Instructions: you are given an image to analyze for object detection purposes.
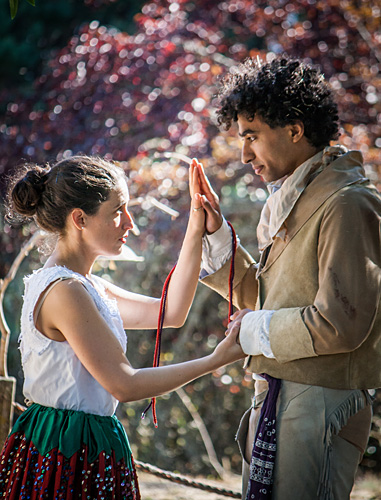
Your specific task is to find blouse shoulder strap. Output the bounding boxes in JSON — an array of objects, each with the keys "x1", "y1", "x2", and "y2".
[{"x1": 33, "y1": 276, "x2": 72, "y2": 321}]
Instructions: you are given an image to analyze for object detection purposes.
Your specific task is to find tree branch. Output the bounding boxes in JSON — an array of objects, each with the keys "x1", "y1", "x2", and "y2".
[{"x1": 176, "y1": 386, "x2": 226, "y2": 479}]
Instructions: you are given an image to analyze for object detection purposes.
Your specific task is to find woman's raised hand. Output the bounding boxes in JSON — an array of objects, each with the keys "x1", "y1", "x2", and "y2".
[{"x1": 188, "y1": 158, "x2": 206, "y2": 236}]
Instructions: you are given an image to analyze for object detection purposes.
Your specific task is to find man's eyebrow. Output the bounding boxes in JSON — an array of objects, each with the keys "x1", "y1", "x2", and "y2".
[{"x1": 238, "y1": 129, "x2": 258, "y2": 137}]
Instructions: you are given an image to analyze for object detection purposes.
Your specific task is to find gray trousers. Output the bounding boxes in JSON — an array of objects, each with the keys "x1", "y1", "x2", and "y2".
[{"x1": 237, "y1": 381, "x2": 371, "y2": 500}]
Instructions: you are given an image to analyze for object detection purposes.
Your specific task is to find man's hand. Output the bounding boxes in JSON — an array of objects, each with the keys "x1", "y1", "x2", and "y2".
[
  {"x1": 193, "y1": 161, "x2": 223, "y2": 234},
  {"x1": 225, "y1": 309, "x2": 252, "y2": 344}
]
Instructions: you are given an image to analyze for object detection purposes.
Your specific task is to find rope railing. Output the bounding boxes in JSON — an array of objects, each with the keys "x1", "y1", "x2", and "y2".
[{"x1": 135, "y1": 460, "x2": 241, "y2": 498}]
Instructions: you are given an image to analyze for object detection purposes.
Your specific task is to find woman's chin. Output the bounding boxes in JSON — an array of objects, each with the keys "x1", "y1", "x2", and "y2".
[{"x1": 96, "y1": 246, "x2": 123, "y2": 261}]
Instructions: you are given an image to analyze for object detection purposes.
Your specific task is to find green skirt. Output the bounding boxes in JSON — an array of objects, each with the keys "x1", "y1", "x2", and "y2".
[{"x1": 0, "y1": 403, "x2": 141, "y2": 499}]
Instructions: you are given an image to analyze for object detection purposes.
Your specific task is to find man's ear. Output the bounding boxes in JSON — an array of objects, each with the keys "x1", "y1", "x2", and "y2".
[
  {"x1": 289, "y1": 121, "x2": 305, "y2": 143},
  {"x1": 71, "y1": 208, "x2": 86, "y2": 230}
]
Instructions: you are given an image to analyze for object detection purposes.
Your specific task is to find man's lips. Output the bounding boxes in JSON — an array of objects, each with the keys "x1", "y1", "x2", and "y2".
[
  {"x1": 253, "y1": 165, "x2": 264, "y2": 175},
  {"x1": 119, "y1": 235, "x2": 128, "y2": 244}
]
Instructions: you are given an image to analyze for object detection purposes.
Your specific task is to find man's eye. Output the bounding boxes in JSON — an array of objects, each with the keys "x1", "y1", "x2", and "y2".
[{"x1": 242, "y1": 136, "x2": 256, "y2": 143}]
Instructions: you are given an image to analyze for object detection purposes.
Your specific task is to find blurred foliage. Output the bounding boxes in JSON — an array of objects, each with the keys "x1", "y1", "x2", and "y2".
[
  {"x1": 0, "y1": 0, "x2": 144, "y2": 87},
  {"x1": 9, "y1": 0, "x2": 35, "y2": 21},
  {"x1": 1, "y1": 0, "x2": 380, "y2": 478},
  {"x1": 8, "y1": 0, "x2": 18, "y2": 20}
]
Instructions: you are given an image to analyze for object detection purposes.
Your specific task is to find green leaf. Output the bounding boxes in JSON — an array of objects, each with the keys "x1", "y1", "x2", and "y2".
[
  {"x1": 9, "y1": 0, "x2": 19, "y2": 19},
  {"x1": 26, "y1": 0, "x2": 35, "y2": 5}
]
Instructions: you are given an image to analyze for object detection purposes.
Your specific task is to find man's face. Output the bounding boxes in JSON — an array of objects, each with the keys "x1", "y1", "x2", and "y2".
[{"x1": 237, "y1": 114, "x2": 302, "y2": 183}]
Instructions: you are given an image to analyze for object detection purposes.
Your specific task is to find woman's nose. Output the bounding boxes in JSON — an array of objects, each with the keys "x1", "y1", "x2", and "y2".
[{"x1": 124, "y1": 210, "x2": 134, "y2": 230}]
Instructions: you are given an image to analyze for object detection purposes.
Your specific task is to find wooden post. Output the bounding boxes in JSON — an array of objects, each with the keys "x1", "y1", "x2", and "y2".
[
  {"x1": 0, "y1": 377, "x2": 16, "y2": 447},
  {"x1": 0, "y1": 276, "x2": 16, "y2": 447},
  {"x1": 0, "y1": 277, "x2": 15, "y2": 447},
  {"x1": 0, "y1": 231, "x2": 42, "y2": 447}
]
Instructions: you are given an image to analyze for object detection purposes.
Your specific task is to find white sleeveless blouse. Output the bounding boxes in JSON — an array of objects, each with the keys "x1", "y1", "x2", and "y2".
[{"x1": 19, "y1": 266, "x2": 127, "y2": 416}]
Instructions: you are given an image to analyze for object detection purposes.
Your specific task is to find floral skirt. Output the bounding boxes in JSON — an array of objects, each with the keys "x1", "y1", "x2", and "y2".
[{"x1": 0, "y1": 404, "x2": 141, "y2": 499}]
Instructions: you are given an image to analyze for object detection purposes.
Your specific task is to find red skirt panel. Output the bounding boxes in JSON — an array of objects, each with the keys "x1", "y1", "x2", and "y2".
[{"x1": 0, "y1": 432, "x2": 141, "y2": 500}]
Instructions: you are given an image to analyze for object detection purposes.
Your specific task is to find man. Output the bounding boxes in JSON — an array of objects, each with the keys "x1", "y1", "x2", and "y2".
[{"x1": 195, "y1": 56, "x2": 381, "y2": 499}]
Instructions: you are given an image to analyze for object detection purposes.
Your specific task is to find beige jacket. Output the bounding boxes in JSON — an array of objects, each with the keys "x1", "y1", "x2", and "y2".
[{"x1": 202, "y1": 151, "x2": 381, "y2": 389}]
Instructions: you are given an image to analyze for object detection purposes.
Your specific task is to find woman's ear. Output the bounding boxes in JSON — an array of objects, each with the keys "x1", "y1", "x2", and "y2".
[
  {"x1": 289, "y1": 121, "x2": 305, "y2": 143},
  {"x1": 71, "y1": 209, "x2": 86, "y2": 230}
]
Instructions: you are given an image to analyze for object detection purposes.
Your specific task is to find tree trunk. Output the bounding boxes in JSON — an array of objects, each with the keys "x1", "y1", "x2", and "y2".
[{"x1": 0, "y1": 377, "x2": 16, "y2": 447}]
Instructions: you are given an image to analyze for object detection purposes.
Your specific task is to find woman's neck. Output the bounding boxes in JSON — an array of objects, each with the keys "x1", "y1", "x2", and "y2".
[{"x1": 44, "y1": 242, "x2": 94, "y2": 278}]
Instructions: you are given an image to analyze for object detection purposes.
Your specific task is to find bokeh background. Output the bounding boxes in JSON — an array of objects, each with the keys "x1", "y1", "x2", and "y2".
[{"x1": 1, "y1": 0, "x2": 380, "y2": 484}]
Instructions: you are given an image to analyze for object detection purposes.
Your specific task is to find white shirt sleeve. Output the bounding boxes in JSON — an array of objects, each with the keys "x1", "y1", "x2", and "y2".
[
  {"x1": 200, "y1": 218, "x2": 241, "y2": 277},
  {"x1": 239, "y1": 310, "x2": 276, "y2": 359}
]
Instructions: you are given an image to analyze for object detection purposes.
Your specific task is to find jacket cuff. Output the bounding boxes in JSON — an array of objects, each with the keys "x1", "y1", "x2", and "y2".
[
  {"x1": 269, "y1": 308, "x2": 317, "y2": 363},
  {"x1": 200, "y1": 246, "x2": 255, "y2": 300}
]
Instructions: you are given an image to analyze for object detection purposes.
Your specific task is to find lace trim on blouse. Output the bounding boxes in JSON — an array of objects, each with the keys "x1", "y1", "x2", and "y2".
[{"x1": 19, "y1": 266, "x2": 126, "y2": 363}]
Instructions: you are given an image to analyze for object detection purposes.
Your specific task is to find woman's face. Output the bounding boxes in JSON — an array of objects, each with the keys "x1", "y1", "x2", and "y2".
[{"x1": 84, "y1": 177, "x2": 134, "y2": 258}]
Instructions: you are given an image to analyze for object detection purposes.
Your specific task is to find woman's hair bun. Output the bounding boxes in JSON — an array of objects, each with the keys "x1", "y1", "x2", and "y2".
[
  {"x1": 11, "y1": 166, "x2": 50, "y2": 217},
  {"x1": 6, "y1": 155, "x2": 122, "y2": 232}
]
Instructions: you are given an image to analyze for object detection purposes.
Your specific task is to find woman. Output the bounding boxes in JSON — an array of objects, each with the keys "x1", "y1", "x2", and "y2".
[{"x1": 0, "y1": 155, "x2": 244, "y2": 499}]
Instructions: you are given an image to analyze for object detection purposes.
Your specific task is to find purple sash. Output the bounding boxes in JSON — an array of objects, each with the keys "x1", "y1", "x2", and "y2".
[{"x1": 246, "y1": 374, "x2": 281, "y2": 500}]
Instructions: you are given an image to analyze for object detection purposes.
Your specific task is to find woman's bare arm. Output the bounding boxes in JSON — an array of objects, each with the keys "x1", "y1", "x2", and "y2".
[
  {"x1": 100, "y1": 159, "x2": 206, "y2": 330},
  {"x1": 38, "y1": 278, "x2": 244, "y2": 402}
]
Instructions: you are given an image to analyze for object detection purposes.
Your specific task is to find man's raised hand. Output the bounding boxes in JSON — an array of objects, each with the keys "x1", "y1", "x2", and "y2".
[{"x1": 191, "y1": 160, "x2": 223, "y2": 234}]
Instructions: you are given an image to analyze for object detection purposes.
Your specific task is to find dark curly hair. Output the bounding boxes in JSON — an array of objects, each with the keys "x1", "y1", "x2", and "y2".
[
  {"x1": 6, "y1": 155, "x2": 124, "y2": 234},
  {"x1": 216, "y1": 56, "x2": 339, "y2": 149}
]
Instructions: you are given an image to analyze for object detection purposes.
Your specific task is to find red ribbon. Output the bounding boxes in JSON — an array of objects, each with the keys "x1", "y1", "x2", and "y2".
[{"x1": 142, "y1": 221, "x2": 237, "y2": 426}]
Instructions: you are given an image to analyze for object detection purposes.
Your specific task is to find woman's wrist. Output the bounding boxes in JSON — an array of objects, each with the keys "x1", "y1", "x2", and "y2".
[
  {"x1": 205, "y1": 352, "x2": 222, "y2": 373},
  {"x1": 186, "y1": 220, "x2": 205, "y2": 239}
]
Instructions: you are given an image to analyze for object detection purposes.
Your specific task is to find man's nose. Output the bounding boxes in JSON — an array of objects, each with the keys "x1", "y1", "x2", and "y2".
[{"x1": 241, "y1": 142, "x2": 254, "y2": 164}]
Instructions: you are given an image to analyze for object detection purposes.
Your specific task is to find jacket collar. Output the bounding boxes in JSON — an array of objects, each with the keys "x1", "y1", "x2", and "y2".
[{"x1": 257, "y1": 150, "x2": 367, "y2": 276}]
